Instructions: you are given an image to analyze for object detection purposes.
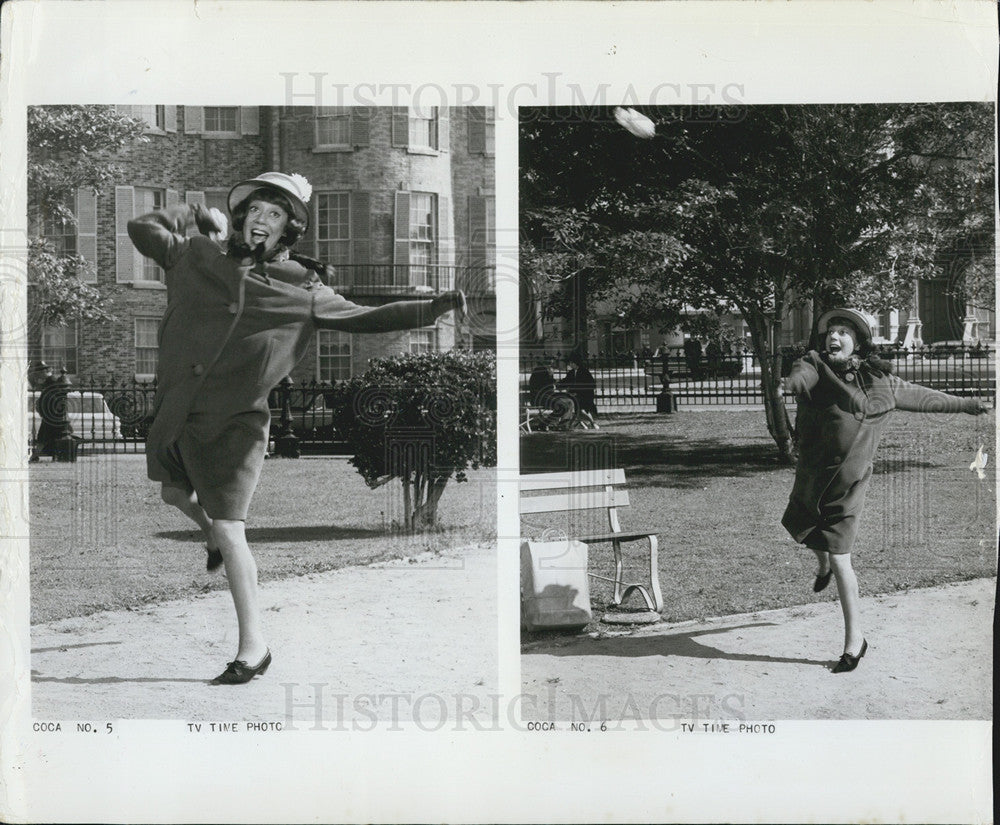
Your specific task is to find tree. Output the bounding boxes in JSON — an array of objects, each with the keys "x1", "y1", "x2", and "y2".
[
  {"x1": 27, "y1": 105, "x2": 148, "y2": 326},
  {"x1": 520, "y1": 103, "x2": 995, "y2": 463},
  {"x1": 329, "y1": 350, "x2": 497, "y2": 530}
]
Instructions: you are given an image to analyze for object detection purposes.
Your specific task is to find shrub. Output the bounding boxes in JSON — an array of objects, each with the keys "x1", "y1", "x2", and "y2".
[{"x1": 328, "y1": 350, "x2": 497, "y2": 530}]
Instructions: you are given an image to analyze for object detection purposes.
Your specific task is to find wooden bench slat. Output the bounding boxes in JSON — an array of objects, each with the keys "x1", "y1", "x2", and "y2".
[
  {"x1": 575, "y1": 531, "x2": 655, "y2": 544},
  {"x1": 519, "y1": 468, "x2": 626, "y2": 491},
  {"x1": 519, "y1": 488, "x2": 630, "y2": 514}
]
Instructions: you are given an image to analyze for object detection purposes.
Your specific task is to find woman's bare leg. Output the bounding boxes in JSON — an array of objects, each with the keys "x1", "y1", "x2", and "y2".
[
  {"x1": 812, "y1": 548, "x2": 830, "y2": 577},
  {"x1": 211, "y1": 518, "x2": 268, "y2": 664},
  {"x1": 830, "y1": 552, "x2": 864, "y2": 655},
  {"x1": 160, "y1": 483, "x2": 217, "y2": 550}
]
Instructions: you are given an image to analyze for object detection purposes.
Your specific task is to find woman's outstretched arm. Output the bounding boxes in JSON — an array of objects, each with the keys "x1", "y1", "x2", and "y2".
[
  {"x1": 890, "y1": 375, "x2": 989, "y2": 415},
  {"x1": 127, "y1": 204, "x2": 225, "y2": 270},
  {"x1": 312, "y1": 288, "x2": 465, "y2": 334}
]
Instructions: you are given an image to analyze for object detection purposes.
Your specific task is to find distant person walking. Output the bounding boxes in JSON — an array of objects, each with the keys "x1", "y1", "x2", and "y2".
[
  {"x1": 781, "y1": 308, "x2": 988, "y2": 673},
  {"x1": 129, "y1": 171, "x2": 464, "y2": 685}
]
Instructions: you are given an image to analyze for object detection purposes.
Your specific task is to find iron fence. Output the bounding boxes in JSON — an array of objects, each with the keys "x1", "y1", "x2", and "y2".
[
  {"x1": 26, "y1": 377, "x2": 350, "y2": 456},
  {"x1": 521, "y1": 343, "x2": 997, "y2": 410}
]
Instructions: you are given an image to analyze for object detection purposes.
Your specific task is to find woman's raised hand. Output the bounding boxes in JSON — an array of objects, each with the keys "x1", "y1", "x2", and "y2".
[
  {"x1": 193, "y1": 204, "x2": 228, "y2": 242},
  {"x1": 432, "y1": 290, "x2": 467, "y2": 319}
]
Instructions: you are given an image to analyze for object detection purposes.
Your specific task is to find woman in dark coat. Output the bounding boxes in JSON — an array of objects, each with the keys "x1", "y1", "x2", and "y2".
[
  {"x1": 559, "y1": 357, "x2": 599, "y2": 428},
  {"x1": 129, "y1": 172, "x2": 465, "y2": 684},
  {"x1": 782, "y1": 308, "x2": 988, "y2": 673}
]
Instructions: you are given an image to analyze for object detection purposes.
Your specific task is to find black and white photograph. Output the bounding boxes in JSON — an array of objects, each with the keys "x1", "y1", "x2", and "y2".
[
  {"x1": 25, "y1": 104, "x2": 498, "y2": 722},
  {"x1": 0, "y1": 1, "x2": 996, "y2": 823},
  {"x1": 518, "y1": 103, "x2": 995, "y2": 721}
]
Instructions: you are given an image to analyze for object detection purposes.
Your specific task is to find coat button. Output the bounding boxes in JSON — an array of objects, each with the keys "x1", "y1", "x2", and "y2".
[
  {"x1": 192, "y1": 364, "x2": 205, "y2": 376},
  {"x1": 228, "y1": 302, "x2": 238, "y2": 314}
]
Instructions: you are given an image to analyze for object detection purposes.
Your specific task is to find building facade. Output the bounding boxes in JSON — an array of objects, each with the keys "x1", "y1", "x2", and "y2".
[{"x1": 31, "y1": 105, "x2": 496, "y2": 382}]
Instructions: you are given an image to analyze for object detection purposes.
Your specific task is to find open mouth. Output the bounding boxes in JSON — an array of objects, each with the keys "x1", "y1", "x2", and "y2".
[{"x1": 250, "y1": 229, "x2": 269, "y2": 244}]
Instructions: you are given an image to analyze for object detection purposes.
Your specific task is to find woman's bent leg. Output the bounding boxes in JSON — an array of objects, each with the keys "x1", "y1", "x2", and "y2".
[
  {"x1": 812, "y1": 548, "x2": 830, "y2": 577},
  {"x1": 211, "y1": 518, "x2": 268, "y2": 664},
  {"x1": 161, "y1": 483, "x2": 216, "y2": 549},
  {"x1": 830, "y1": 553, "x2": 864, "y2": 655}
]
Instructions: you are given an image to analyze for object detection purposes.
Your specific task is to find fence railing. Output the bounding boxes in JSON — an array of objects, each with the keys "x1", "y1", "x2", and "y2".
[
  {"x1": 328, "y1": 264, "x2": 496, "y2": 296},
  {"x1": 521, "y1": 343, "x2": 997, "y2": 409},
  {"x1": 26, "y1": 377, "x2": 350, "y2": 455}
]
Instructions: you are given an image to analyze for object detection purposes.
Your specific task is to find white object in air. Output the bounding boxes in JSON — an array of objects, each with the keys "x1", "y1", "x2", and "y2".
[
  {"x1": 613, "y1": 106, "x2": 656, "y2": 139},
  {"x1": 969, "y1": 444, "x2": 988, "y2": 480}
]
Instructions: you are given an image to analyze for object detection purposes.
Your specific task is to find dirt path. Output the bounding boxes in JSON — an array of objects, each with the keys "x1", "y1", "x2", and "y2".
[
  {"x1": 522, "y1": 578, "x2": 995, "y2": 722},
  {"x1": 31, "y1": 547, "x2": 496, "y2": 726}
]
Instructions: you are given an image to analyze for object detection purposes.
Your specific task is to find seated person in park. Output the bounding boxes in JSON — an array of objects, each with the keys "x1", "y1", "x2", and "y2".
[
  {"x1": 526, "y1": 362, "x2": 576, "y2": 431},
  {"x1": 558, "y1": 357, "x2": 599, "y2": 429}
]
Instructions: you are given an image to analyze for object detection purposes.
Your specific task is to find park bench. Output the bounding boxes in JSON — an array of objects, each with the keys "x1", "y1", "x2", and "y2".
[{"x1": 519, "y1": 468, "x2": 664, "y2": 613}]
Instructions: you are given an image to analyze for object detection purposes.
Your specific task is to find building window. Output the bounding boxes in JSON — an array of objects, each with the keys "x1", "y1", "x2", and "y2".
[
  {"x1": 41, "y1": 323, "x2": 78, "y2": 375},
  {"x1": 315, "y1": 107, "x2": 351, "y2": 148},
  {"x1": 317, "y1": 330, "x2": 352, "y2": 382},
  {"x1": 133, "y1": 105, "x2": 166, "y2": 132},
  {"x1": 409, "y1": 192, "x2": 436, "y2": 288},
  {"x1": 42, "y1": 215, "x2": 77, "y2": 256},
  {"x1": 135, "y1": 318, "x2": 159, "y2": 377},
  {"x1": 316, "y1": 192, "x2": 351, "y2": 266},
  {"x1": 135, "y1": 188, "x2": 165, "y2": 281},
  {"x1": 204, "y1": 106, "x2": 239, "y2": 135},
  {"x1": 481, "y1": 110, "x2": 495, "y2": 155},
  {"x1": 409, "y1": 106, "x2": 438, "y2": 150},
  {"x1": 408, "y1": 328, "x2": 437, "y2": 355}
]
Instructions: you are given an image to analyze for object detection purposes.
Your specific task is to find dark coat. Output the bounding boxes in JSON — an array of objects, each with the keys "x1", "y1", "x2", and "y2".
[
  {"x1": 559, "y1": 366, "x2": 597, "y2": 415},
  {"x1": 781, "y1": 350, "x2": 978, "y2": 553},
  {"x1": 129, "y1": 205, "x2": 442, "y2": 518}
]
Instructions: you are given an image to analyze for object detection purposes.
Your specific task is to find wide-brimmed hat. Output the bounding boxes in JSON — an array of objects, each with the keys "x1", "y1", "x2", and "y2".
[
  {"x1": 228, "y1": 172, "x2": 312, "y2": 228},
  {"x1": 817, "y1": 308, "x2": 875, "y2": 348}
]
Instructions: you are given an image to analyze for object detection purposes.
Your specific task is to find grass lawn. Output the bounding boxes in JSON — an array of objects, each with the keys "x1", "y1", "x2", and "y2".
[
  {"x1": 30, "y1": 455, "x2": 496, "y2": 623},
  {"x1": 521, "y1": 408, "x2": 996, "y2": 628}
]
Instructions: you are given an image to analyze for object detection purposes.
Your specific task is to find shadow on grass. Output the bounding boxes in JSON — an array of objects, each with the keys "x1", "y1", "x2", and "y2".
[
  {"x1": 523, "y1": 621, "x2": 832, "y2": 668},
  {"x1": 522, "y1": 432, "x2": 940, "y2": 486},
  {"x1": 156, "y1": 525, "x2": 387, "y2": 543}
]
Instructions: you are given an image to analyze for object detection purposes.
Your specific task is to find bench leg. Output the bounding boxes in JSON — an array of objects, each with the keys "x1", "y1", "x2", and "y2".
[{"x1": 609, "y1": 536, "x2": 664, "y2": 613}]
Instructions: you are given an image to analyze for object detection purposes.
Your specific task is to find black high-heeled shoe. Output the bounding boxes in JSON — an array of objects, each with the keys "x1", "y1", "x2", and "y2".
[
  {"x1": 813, "y1": 569, "x2": 833, "y2": 592},
  {"x1": 832, "y1": 639, "x2": 868, "y2": 673},
  {"x1": 211, "y1": 649, "x2": 272, "y2": 685},
  {"x1": 206, "y1": 546, "x2": 223, "y2": 572}
]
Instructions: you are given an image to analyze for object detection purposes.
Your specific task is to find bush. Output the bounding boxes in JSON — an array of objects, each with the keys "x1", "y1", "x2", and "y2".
[{"x1": 328, "y1": 350, "x2": 497, "y2": 530}]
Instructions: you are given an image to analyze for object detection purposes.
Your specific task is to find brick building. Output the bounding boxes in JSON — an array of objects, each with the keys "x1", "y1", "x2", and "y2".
[{"x1": 31, "y1": 105, "x2": 496, "y2": 382}]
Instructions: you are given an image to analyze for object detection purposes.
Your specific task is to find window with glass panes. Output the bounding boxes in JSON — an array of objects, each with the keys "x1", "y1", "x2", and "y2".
[
  {"x1": 133, "y1": 105, "x2": 165, "y2": 131},
  {"x1": 409, "y1": 193, "x2": 436, "y2": 288},
  {"x1": 204, "y1": 106, "x2": 238, "y2": 134},
  {"x1": 135, "y1": 188, "x2": 165, "y2": 281},
  {"x1": 316, "y1": 192, "x2": 351, "y2": 267},
  {"x1": 316, "y1": 107, "x2": 351, "y2": 147},
  {"x1": 41, "y1": 323, "x2": 78, "y2": 374},
  {"x1": 135, "y1": 318, "x2": 159, "y2": 375},
  {"x1": 408, "y1": 106, "x2": 438, "y2": 149},
  {"x1": 408, "y1": 328, "x2": 437, "y2": 355},
  {"x1": 42, "y1": 215, "x2": 77, "y2": 256},
  {"x1": 317, "y1": 330, "x2": 352, "y2": 382}
]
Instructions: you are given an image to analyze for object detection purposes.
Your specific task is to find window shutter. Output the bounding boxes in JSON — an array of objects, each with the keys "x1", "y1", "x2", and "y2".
[
  {"x1": 437, "y1": 194, "x2": 453, "y2": 288},
  {"x1": 166, "y1": 189, "x2": 179, "y2": 209},
  {"x1": 468, "y1": 195, "x2": 487, "y2": 269},
  {"x1": 299, "y1": 115, "x2": 315, "y2": 150},
  {"x1": 393, "y1": 191, "x2": 411, "y2": 278},
  {"x1": 468, "y1": 107, "x2": 486, "y2": 154},
  {"x1": 391, "y1": 107, "x2": 409, "y2": 148},
  {"x1": 115, "y1": 186, "x2": 136, "y2": 282},
  {"x1": 351, "y1": 107, "x2": 371, "y2": 147},
  {"x1": 76, "y1": 188, "x2": 98, "y2": 283},
  {"x1": 184, "y1": 106, "x2": 203, "y2": 134},
  {"x1": 164, "y1": 106, "x2": 177, "y2": 133},
  {"x1": 436, "y1": 107, "x2": 449, "y2": 152},
  {"x1": 184, "y1": 191, "x2": 205, "y2": 237},
  {"x1": 240, "y1": 106, "x2": 259, "y2": 136},
  {"x1": 350, "y1": 191, "x2": 371, "y2": 267}
]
